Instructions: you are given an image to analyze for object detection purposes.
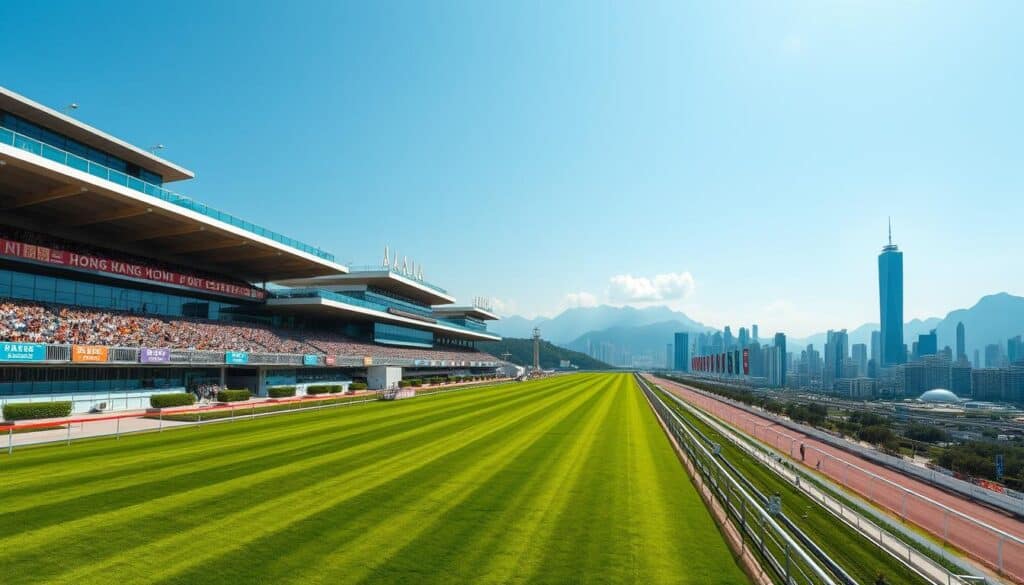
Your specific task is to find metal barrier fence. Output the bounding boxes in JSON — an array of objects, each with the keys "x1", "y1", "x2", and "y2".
[
  {"x1": 658, "y1": 376, "x2": 1024, "y2": 583},
  {"x1": 17, "y1": 343, "x2": 499, "y2": 369},
  {"x1": 654, "y1": 382, "x2": 983, "y2": 585},
  {"x1": 666, "y1": 375, "x2": 1024, "y2": 516},
  {"x1": 636, "y1": 374, "x2": 839, "y2": 585}
]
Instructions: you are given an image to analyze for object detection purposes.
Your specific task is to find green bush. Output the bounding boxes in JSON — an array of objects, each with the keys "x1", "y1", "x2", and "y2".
[
  {"x1": 268, "y1": 386, "x2": 296, "y2": 398},
  {"x1": 409, "y1": 379, "x2": 422, "y2": 387},
  {"x1": 216, "y1": 389, "x2": 251, "y2": 402},
  {"x1": 306, "y1": 386, "x2": 331, "y2": 395},
  {"x1": 3, "y1": 401, "x2": 73, "y2": 421},
  {"x1": 398, "y1": 380, "x2": 411, "y2": 388},
  {"x1": 350, "y1": 382, "x2": 368, "y2": 391},
  {"x1": 328, "y1": 384, "x2": 343, "y2": 394},
  {"x1": 149, "y1": 393, "x2": 195, "y2": 408}
]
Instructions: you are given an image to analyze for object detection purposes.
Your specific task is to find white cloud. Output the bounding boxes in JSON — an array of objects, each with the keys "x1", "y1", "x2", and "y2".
[
  {"x1": 489, "y1": 297, "x2": 518, "y2": 316},
  {"x1": 564, "y1": 291, "x2": 599, "y2": 308},
  {"x1": 607, "y1": 272, "x2": 696, "y2": 304}
]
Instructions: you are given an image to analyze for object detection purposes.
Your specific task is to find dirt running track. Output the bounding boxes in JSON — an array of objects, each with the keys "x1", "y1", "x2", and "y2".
[{"x1": 647, "y1": 374, "x2": 1024, "y2": 584}]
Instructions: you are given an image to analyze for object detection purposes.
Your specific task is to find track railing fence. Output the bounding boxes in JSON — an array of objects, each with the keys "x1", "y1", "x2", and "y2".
[
  {"x1": 636, "y1": 374, "x2": 839, "y2": 585},
  {"x1": 657, "y1": 376, "x2": 1024, "y2": 583}
]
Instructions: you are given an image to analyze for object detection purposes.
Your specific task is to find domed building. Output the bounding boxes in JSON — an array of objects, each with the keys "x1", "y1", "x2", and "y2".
[{"x1": 918, "y1": 389, "x2": 961, "y2": 403}]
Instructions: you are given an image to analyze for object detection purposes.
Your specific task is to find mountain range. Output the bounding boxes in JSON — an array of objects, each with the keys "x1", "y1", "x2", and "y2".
[{"x1": 492, "y1": 293, "x2": 1024, "y2": 364}]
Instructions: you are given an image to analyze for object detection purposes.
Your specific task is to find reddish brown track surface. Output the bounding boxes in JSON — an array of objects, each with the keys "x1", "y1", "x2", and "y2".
[{"x1": 648, "y1": 374, "x2": 1024, "y2": 584}]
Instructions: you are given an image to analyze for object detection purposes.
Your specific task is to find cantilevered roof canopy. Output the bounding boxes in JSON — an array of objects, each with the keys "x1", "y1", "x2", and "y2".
[
  {"x1": 0, "y1": 86, "x2": 194, "y2": 183},
  {"x1": 277, "y1": 270, "x2": 456, "y2": 306},
  {"x1": 267, "y1": 293, "x2": 501, "y2": 342},
  {"x1": 0, "y1": 142, "x2": 348, "y2": 281},
  {"x1": 431, "y1": 305, "x2": 500, "y2": 321}
]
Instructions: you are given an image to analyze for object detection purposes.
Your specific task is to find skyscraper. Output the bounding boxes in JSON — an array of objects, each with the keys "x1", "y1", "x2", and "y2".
[
  {"x1": 1009, "y1": 335, "x2": 1023, "y2": 365},
  {"x1": 870, "y1": 330, "x2": 881, "y2": 366},
  {"x1": 774, "y1": 333, "x2": 787, "y2": 387},
  {"x1": 956, "y1": 322, "x2": 966, "y2": 363},
  {"x1": 852, "y1": 343, "x2": 868, "y2": 377},
  {"x1": 823, "y1": 329, "x2": 849, "y2": 390},
  {"x1": 878, "y1": 221, "x2": 904, "y2": 367},
  {"x1": 917, "y1": 330, "x2": 938, "y2": 358},
  {"x1": 752, "y1": 324, "x2": 759, "y2": 343},
  {"x1": 723, "y1": 326, "x2": 733, "y2": 350},
  {"x1": 674, "y1": 332, "x2": 690, "y2": 372},
  {"x1": 738, "y1": 327, "x2": 749, "y2": 349}
]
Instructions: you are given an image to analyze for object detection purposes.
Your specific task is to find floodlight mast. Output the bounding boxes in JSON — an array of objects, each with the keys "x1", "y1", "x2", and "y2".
[{"x1": 532, "y1": 327, "x2": 541, "y2": 372}]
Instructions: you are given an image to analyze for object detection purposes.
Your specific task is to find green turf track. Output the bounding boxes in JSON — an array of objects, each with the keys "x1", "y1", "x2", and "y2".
[
  {"x1": 0, "y1": 373, "x2": 747, "y2": 585},
  {"x1": 653, "y1": 385, "x2": 927, "y2": 585}
]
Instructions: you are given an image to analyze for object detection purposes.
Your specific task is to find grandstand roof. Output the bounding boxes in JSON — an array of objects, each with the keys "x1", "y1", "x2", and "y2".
[
  {"x1": 0, "y1": 136, "x2": 348, "y2": 282},
  {"x1": 430, "y1": 305, "x2": 500, "y2": 321},
  {"x1": 276, "y1": 270, "x2": 456, "y2": 306},
  {"x1": 0, "y1": 86, "x2": 194, "y2": 183},
  {"x1": 267, "y1": 292, "x2": 501, "y2": 342}
]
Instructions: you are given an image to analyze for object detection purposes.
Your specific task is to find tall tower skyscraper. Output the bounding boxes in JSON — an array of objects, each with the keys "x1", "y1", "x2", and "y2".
[
  {"x1": 878, "y1": 220, "x2": 905, "y2": 367},
  {"x1": 774, "y1": 333, "x2": 787, "y2": 387},
  {"x1": 870, "y1": 330, "x2": 881, "y2": 366},
  {"x1": 956, "y1": 322, "x2": 966, "y2": 363},
  {"x1": 752, "y1": 324, "x2": 759, "y2": 343},
  {"x1": 674, "y1": 332, "x2": 690, "y2": 372}
]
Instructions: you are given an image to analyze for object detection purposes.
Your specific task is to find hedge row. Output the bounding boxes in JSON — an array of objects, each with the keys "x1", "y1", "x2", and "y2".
[
  {"x1": 3, "y1": 401, "x2": 73, "y2": 421},
  {"x1": 149, "y1": 393, "x2": 195, "y2": 408},
  {"x1": 146, "y1": 394, "x2": 369, "y2": 422},
  {"x1": 306, "y1": 386, "x2": 331, "y2": 395},
  {"x1": 217, "y1": 389, "x2": 251, "y2": 402},
  {"x1": 350, "y1": 382, "x2": 367, "y2": 391},
  {"x1": 268, "y1": 386, "x2": 296, "y2": 398}
]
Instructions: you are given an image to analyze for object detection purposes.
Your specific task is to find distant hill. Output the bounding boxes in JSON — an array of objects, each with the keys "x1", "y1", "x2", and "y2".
[
  {"x1": 566, "y1": 320, "x2": 705, "y2": 361},
  {"x1": 491, "y1": 305, "x2": 711, "y2": 344},
  {"x1": 789, "y1": 318, "x2": 942, "y2": 350},
  {"x1": 478, "y1": 338, "x2": 615, "y2": 370},
  {"x1": 790, "y1": 293, "x2": 1024, "y2": 357}
]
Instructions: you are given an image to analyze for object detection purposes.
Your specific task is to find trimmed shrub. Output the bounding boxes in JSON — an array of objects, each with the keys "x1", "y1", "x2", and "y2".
[
  {"x1": 410, "y1": 379, "x2": 422, "y2": 387},
  {"x1": 328, "y1": 384, "x2": 343, "y2": 394},
  {"x1": 3, "y1": 401, "x2": 73, "y2": 421},
  {"x1": 268, "y1": 386, "x2": 296, "y2": 398},
  {"x1": 149, "y1": 393, "x2": 195, "y2": 408},
  {"x1": 398, "y1": 380, "x2": 411, "y2": 388},
  {"x1": 350, "y1": 382, "x2": 368, "y2": 391},
  {"x1": 306, "y1": 386, "x2": 331, "y2": 395},
  {"x1": 216, "y1": 389, "x2": 250, "y2": 402}
]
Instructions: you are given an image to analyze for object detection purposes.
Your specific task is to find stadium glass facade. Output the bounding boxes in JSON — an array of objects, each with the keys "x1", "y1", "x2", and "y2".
[
  {"x1": 0, "y1": 266, "x2": 251, "y2": 320},
  {"x1": 0, "y1": 86, "x2": 501, "y2": 414}
]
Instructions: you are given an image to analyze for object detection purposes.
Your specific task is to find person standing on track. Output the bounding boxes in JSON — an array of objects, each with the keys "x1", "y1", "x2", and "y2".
[{"x1": 799, "y1": 442, "x2": 805, "y2": 461}]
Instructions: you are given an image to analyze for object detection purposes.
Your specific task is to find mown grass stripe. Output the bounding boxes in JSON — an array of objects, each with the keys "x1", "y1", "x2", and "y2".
[
  {"x1": 1, "y1": 373, "x2": 748, "y2": 585},
  {"x1": 22, "y1": 377, "x2": 602, "y2": 585}
]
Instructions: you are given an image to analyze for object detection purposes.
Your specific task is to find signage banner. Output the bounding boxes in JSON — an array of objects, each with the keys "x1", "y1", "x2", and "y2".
[
  {"x1": 0, "y1": 237, "x2": 267, "y2": 300},
  {"x1": 0, "y1": 342, "x2": 46, "y2": 362},
  {"x1": 140, "y1": 347, "x2": 171, "y2": 363},
  {"x1": 743, "y1": 348, "x2": 750, "y2": 375},
  {"x1": 225, "y1": 351, "x2": 249, "y2": 365},
  {"x1": 303, "y1": 354, "x2": 319, "y2": 366},
  {"x1": 72, "y1": 345, "x2": 108, "y2": 363},
  {"x1": 325, "y1": 356, "x2": 336, "y2": 366}
]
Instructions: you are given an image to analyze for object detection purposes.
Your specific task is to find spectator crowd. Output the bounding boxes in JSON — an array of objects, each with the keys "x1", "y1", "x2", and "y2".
[{"x1": 0, "y1": 299, "x2": 495, "y2": 363}]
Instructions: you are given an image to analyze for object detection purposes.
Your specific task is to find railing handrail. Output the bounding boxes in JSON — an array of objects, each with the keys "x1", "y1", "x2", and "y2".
[{"x1": 635, "y1": 374, "x2": 839, "y2": 585}]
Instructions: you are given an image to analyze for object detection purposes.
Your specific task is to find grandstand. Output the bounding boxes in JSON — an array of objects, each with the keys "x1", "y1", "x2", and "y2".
[{"x1": 0, "y1": 86, "x2": 501, "y2": 414}]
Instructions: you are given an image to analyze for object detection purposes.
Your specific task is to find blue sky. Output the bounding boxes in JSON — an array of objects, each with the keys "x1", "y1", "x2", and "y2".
[{"x1": 2, "y1": 1, "x2": 1021, "y2": 336}]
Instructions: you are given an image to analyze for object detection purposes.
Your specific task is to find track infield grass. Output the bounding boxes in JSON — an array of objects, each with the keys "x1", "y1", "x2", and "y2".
[{"x1": 0, "y1": 373, "x2": 747, "y2": 585}]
